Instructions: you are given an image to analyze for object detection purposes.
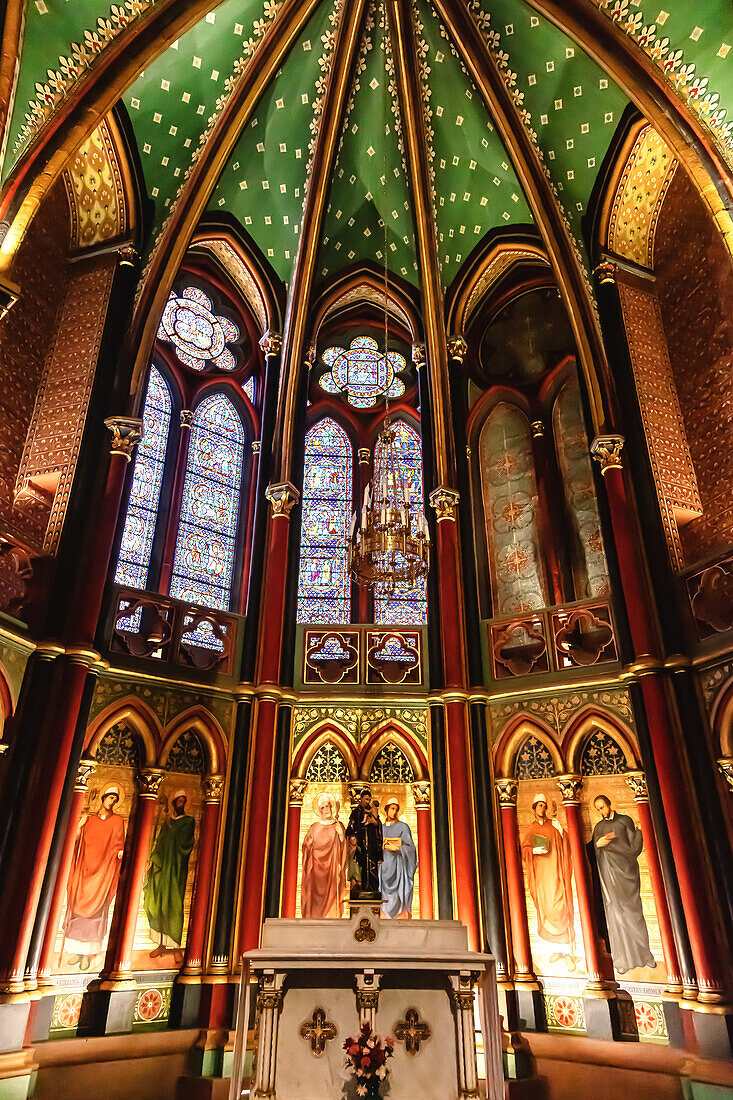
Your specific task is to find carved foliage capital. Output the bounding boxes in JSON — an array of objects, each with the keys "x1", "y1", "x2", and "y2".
[
  {"x1": 135, "y1": 768, "x2": 166, "y2": 799},
  {"x1": 411, "y1": 780, "x2": 431, "y2": 807},
  {"x1": 624, "y1": 770, "x2": 648, "y2": 801},
  {"x1": 718, "y1": 757, "x2": 733, "y2": 792},
  {"x1": 75, "y1": 756, "x2": 97, "y2": 792},
  {"x1": 429, "y1": 486, "x2": 459, "y2": 521},
  {"x1": 495, "y1": 777, "x2": 518, "y2": 807},
  {"x1": 289, "y1": 778, "x2": 308, "y2": 806},
  {"x1": 105, "y1": 416, "x2": 143, "y2": 462},
  {"x1": 447, "y1": 334, "x2": 468, "y2": 364},
  {"x1": 591, "y1": 435, "x2": 625, "y2": 476},
  {"x1": 556, "y1": 773, "x2": 583, "y2": 804},
  {"x1": 259, "y1": 331, "x2": 282, "y2": 357},
  {"x1": 593, "y1": 260, "x2": 618, "y2": 286},
  {"x1": 180, "y1": 409, "x2": 194, "y2": 429},
  {"x1": 202, "y1": 774, "x2": 225, "y2": 804},
  {"x1": 266, "y1": 482, "x2": 299, "y2": 517}
]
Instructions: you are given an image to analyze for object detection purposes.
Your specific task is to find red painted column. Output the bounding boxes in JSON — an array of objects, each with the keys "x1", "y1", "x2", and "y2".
[
  {"x1": 36, "y1": 757, "x2": 97, "y2": 990},
  {"x1": 281, "y1": 779, "x2": 306, "y2": 919},
  {"x1": 237, "y1": 483, "x2": 298, "y2": 954},
  {"x1": 556, "y1": 774, "x2": 611, "y2": 990},
  {"x1": 495, "y1": 779, "x2": 534, "y2": 980},
  {"x1": 412, "y1": 781, "x2": 434, "y2": 920},
  {"x1": 159, "y1": 410, "x2": 192, "y2": 595},
  {"x1": 96, "y1": 768, "x2": 165, "y2": 987},
  {"x1": 179, "y1": 775, "x2": 224, "y2": 978},
  {"x1": 624, "y1": 771, "x2": 683, "y2": 995},
  {"x1": 593, "y1": 440, "x2": 729, "y2": 1001},
  {"x1": 428, "y1": 488, "x2": 480, "y2": 950}
]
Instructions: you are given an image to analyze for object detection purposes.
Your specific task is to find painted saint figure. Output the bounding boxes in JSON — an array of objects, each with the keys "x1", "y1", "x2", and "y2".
[
  {"x1": 143, "y1": 790, "x2": 196, "y2": 959},
  {"x1": 379, "y1": 798, "x2": 417, "y2": 919},
  {"x1": 521, "y1": 793, "x2": 576, "y2": 970},
  {"x1": 345, "y1": 788, "x2": 383, "y2": 898},
  {"x1": 64, "y1": 785, "x2": 126, "y2": 971},
  {"x1": 301, "y1": 793, "x2": 347, "y2": 918},
  {"x1": 592, "y1": 795, "x2": 655, "y2": 974}
]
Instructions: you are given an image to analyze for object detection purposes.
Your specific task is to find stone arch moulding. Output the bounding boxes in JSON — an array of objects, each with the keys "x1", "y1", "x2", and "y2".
[
  {"x1": 359, "y1": 723, "x2": 429, "y2": 783},
  {"x1": 158, "y1": 706, "x2": 227, "y2": 777},
  {"x1": 191, "y1": 227, "x2": 283, "y2": 338},
  {"x1": 562, "y1": 708, "x2": 639, "y2": 775},
  {"x1": 292, "y1": 724, "x2": 360, "y2": 781},
  {"x1": 84, "y1": 699, "x2": 161, "y2": 767},
  {"x1": 61, "y1": 113, "x2": 136, "y2": 255},
  {"x1": 493, "y1": 716, "x2": 564, "y2": 780},
  {"x1": 446, "y1": 237, "x2": 551, "y2": 337},
  {"x1": 310, "y1": 266, "x2": 423, "y2": 347},
  {"x1": 711, "y1": 677, "x2": 733, "y2": 760}
]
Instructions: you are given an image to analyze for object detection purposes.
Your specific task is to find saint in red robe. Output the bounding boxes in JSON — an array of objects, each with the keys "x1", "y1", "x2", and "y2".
[
  {"x1": 301, "y1": 816, "x2": 347, "y2": 919},
  {"x1": 64, "y1": 802, "x2": 126, "y2": 955},
  {"x1": 521, "y1": 816, "x2": 574, "y2": 946}
]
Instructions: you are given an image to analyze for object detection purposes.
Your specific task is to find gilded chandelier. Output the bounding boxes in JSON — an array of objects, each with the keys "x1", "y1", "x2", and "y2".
[{"x1": 348, "y1": 419, "x2": 430, "y2": 592}]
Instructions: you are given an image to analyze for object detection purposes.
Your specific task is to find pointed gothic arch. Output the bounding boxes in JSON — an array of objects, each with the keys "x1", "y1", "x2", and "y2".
[
  {"x1": 85, "y1": 700, "x2": 160, "y2": 767},
  {"x1": 494, "y1": 716, "x2": 564, "y2": 780},
  {"x1": 562, "y1": 710, "x2": 639, "y2": 775}
]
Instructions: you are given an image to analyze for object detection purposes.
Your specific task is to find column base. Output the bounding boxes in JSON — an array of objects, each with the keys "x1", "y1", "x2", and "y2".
[
  {"x1": 515, "y1": 985, "x2": 546, "y2": 1032},
  {"x1": 174, "y1": 1076, "x2": 231, "y2": 1100},
  {"x1": 77, "y1": 987, "x2": 137, "y2": 1036},
  {"x1": 169, "y1": 982, "x2": 202, "y2": 1030},
  {"x1": 187, "y1": 1028, "x2": 235, "y2": 1080},
  {"x1": 582, "y1": 992, "x2": 621, "y2": 1041},
  {"x1": 503, "y1": 1029, "x2": 535, "y2": 1081},
  {"x1": 682, "y1": 1001, "x2": 733, "y2": 1059},
  {"x1": 0, "y1": 1005, "x2": 30, "y2": 1055},
  {"x1": 24, "y1": 996, "x2": 55, "y2": 1044}
]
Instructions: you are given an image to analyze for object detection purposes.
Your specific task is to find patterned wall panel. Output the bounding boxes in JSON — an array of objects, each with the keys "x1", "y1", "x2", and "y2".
[
  {"x1": 607, "y1": 126, "x2": 677, "y2": 269},
  {"x1": 63, "y1": 119, "x2": 129, "y2": 250}
]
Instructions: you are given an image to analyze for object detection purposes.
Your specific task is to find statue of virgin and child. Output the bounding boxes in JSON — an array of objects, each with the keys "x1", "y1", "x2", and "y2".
[{"x1": 300, "y1": 788, "x2": 417, "y2": 919}]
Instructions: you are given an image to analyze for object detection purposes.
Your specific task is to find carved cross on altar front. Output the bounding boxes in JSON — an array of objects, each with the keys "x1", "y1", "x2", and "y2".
[
  {"x1": 300, "y1": 1008, "x2": 337, "y2": 1056},
  {"x1": 394, "y1": 1008, "x2": 431, "y2": 1054}
]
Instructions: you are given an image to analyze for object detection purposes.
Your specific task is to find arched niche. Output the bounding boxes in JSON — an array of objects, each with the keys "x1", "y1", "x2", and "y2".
[
  {"x1": 562, "y1": 711, "x2": 639, "y2": 776},
  {"x1": 494, "y1": 716, "x2": 563, "y2": 780}
]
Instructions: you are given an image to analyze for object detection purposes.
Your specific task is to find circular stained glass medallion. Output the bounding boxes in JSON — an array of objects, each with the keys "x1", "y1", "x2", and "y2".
[
  {"x1": 319, "y1": 336, "x2": 406, "y2": 408},
  {"x1": 157, "y1": 286, "x2": 239, "y2": 372}
]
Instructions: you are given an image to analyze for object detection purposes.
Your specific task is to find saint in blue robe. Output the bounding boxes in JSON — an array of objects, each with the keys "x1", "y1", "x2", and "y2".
[{"x1": 379, "y1": 819, "x2": 417, "y2": 918}]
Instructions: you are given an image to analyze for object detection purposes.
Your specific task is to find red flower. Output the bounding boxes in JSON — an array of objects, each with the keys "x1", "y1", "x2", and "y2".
[
  {"x1": 348, "y1": 1044, "x2": 360, "y2": 1056},
  {"x1": 360, "y1": 1056, "x2": 371, "y2": 1068},
  {"x1": 372, "y1": 1047, "x2": 386, "y2": 1066},
  {"x1": 361, "y1": 1023, "x2": 371, "y2": 1035}
]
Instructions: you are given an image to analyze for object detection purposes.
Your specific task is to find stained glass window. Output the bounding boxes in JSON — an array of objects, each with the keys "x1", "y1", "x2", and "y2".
[
  {"x1": 297, "y1": 418, "x2": 352, "y2": 624},
  {"x1": 115, "y1": 366, "x2": 171, "y2": 589},
  {"x1": 244, "y1": 376, "x2": 255, "y2": 403},
  {"x1": 479, "y1": 404, "x2": 547, "y2": 616},
  {"x1": 374, "y1": 420, "x2": 427, "y2": 625},
  {"x1": 169, "y1": 394, "x2": 245, "y2": 610},
  {"x1": 553, "y1": 379, "x2": 610, "y2": 599},
  {"x1": 157, "y1": 286, "x2": 239, "y2": 372},
  {"x1": 320, "y1": 336, "x2": 406, "y2": 408}
]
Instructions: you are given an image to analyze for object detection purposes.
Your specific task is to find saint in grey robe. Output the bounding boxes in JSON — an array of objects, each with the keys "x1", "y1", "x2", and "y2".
[{"x1": 592, "y1": 811, "x2": 655, "y2": 974}]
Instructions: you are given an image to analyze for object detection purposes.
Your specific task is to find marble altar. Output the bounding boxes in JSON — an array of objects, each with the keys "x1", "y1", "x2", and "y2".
[{"x1": 239, "y1": 902, "x2": 502, "y2": 1099}]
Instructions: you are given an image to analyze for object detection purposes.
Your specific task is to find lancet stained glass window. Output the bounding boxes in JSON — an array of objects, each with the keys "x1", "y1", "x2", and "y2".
[
  {"x1": 374, "y1": 420, "x2": 427, "y2": 625},
  {"x1": 115, "y1": 366, "x2": 171, "y2": 589},
  {"x1": 169, "y1": 394, "x2": 245, "y2": 610},
  {"x1": 297, "y1": 418, "x2": 352, "y2": 624}
]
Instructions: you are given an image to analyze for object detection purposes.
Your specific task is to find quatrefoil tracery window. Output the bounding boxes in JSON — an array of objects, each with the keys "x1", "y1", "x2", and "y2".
[
  {"x1": 158, "y1": 286, "x2": 240, "y2": 372},
  {"x1": 319, "y1": 336, "x2": 406, "y2": 408}
]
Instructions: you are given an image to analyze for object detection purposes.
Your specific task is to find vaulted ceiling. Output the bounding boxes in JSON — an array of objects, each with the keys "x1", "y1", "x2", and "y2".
[{"x1": 2, "y1": 0, "x2": 733, "y2": 302}]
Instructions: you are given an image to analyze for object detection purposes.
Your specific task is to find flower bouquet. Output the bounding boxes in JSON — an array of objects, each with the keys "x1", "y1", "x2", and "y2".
[{"x1": 343, "y1": 1022, "x2": 394, "y2": 1098}]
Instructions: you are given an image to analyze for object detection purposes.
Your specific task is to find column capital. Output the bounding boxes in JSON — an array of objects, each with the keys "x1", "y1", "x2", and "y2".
[
  {"x1": 135, "y1": 767, "x2": 166, "y2": 799},
  {"x1": 252, "y1": 440, "x2": 261, "y2": 455},
  {"x1": 289, "y1": 778, "x2": 308, "y2": 806},
  {"x1": 74, "y1": 756, "x2": 97, "y2": 792},
  {"x1": 259, "y1": 330, "x2": 282, "y2": 357},
  {"x1": 116, "y1": 244, "x2": 140, "y2": 269},
  {"x1": 202, "y1": 774, "x2": 225, "y2": 804},
  {"x1": 266, "y1": 481, "x2": 299, "y2": 517},
  {"x1": 348, "y1": 781, "x2": 363, "y2": 807},
  {"x1": 447, "y1": 334, "x2": 468, "y2": 364},
  {"x1": 357, "y1": 447, "x2": 371, "y2": 465},
  {"x1": 530, "y1": 419, "x2": 544, "y2": 439},
  {"x1": 556, "y1": 773, "x2": 583, "y2": 804},
  {"x1": 591, "y1": 434, "x2": 625, "y2": 475},
  {"x1": 624, "y1": 769, "x2": 649, "y2": 802},
  {"x1": 593, "y1": 259, "x2": 618, "y2": 286},
  {"x1": 495, "y1": 777, "x2": 518, "y2": 807},
  {"x1": 180, "y1": 408, "x2": 194, "y2": 429},
  {"x1": 412, "y1": 342, "x2": 426, "y2": 367},
  {"x1": 411, "y1": 780, "x2": 431, "y2": 807},
  {"x1": 717, "y1": 757, "x2": 733, "y2": 792},
  {"x1": 429, "y1": 486, "x2": 460, "y2": 521},
  {"x1": 104, "y1": 416, "x2": 143, "y2": 462}
]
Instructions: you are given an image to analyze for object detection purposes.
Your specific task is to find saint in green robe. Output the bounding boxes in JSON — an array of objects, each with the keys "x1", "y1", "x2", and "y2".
[{"x1": 143, "y1": 810, "x2": 196, "y2": 946}]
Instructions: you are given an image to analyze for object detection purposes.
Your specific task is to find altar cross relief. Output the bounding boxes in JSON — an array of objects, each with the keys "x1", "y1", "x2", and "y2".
[
  {"x1": 394, "y1": 1008, "x2": 431, "y2": 1054},
  {"x1": 300, "y1": 1008, "x2": 337, "y2": 1056}
]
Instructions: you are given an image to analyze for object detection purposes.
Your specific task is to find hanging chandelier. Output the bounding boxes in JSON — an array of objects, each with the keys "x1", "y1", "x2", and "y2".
[
  {"x1": 348, "y1": 417, "x2": 430, "y2": 591},
  {"x1": 347, "y1": 0, "x2": 430, "y2": 595}
]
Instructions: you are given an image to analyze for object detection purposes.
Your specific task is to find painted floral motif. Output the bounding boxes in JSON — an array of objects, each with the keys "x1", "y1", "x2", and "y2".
[{"x1": 593, "y1": 0, "x2": 733, "y2": 165}]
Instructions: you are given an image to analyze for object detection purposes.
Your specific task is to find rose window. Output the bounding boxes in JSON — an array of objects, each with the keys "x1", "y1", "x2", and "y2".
[
  {"x1": 157, "y1": 286, "x2": 239, "y2": 372},
  {"x1": 319, "y1": 335, "x2": 406, "y2": 408}
]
